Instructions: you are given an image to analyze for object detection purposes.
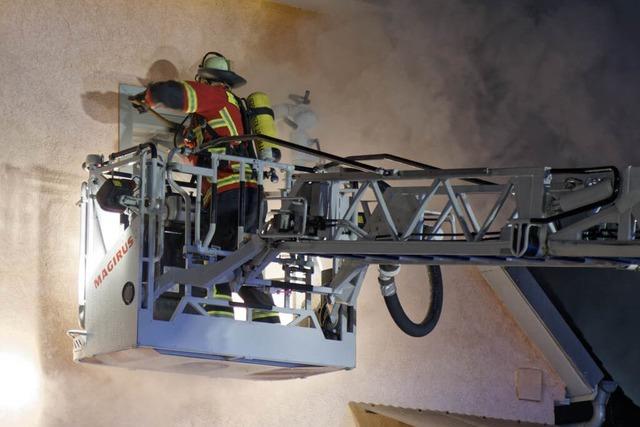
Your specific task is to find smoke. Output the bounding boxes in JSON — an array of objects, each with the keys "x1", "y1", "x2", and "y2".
[
  {"x1": 407, "y1": 0, "x2": 640, "y2": 168},
  {"x1": 274, "y1": 0, "x2": 640, "y2": 169}
]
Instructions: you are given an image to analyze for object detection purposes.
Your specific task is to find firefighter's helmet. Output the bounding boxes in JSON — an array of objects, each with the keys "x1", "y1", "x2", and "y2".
[{"x1": 197, "y1": 52, "x2": 247, "y2": 88}]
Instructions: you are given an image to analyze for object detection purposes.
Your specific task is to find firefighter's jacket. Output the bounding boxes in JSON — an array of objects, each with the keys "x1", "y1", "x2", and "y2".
[{"x1": 145, "y1": 80, "x2": 257, "y2": 197}]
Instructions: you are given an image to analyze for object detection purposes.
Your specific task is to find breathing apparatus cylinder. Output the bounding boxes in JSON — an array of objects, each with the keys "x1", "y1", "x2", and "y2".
[{"x1": 247, "y1": 92, "x2": 279, "y2": 161}]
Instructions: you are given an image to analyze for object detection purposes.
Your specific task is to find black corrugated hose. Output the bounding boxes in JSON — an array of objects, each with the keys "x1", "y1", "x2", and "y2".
[{"x1": 379, "y1": 264, "x2": 443, "y2": 337}]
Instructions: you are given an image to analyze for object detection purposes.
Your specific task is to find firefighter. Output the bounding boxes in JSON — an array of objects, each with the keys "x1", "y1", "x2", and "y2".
[{"x1": 131, "y1": 52, "x2": 279, "y2": 323}]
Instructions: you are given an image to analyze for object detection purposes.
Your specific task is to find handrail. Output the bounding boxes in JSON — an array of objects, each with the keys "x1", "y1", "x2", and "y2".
[
  {"x1": 197, "y1": 134, "x2": 383, "y2": 173},
  {"x1": 109, "y1": 142, "x2": 157, "y2": 161}
]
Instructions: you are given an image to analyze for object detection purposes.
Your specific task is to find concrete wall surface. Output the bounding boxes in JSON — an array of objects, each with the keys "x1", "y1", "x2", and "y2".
[{"x1": 10, "y1": 0, "x2": 640, "y2": 425}]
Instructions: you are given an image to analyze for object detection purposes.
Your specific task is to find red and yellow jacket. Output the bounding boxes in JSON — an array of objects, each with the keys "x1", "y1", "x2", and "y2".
[{"x1": 145, "y1": 80, "x2": 257, "y2": 197}]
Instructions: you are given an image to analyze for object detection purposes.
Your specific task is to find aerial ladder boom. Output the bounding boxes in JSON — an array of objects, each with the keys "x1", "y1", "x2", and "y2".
[{"x1": 69, "y1": 136, "x2": 640, "y2": 379}]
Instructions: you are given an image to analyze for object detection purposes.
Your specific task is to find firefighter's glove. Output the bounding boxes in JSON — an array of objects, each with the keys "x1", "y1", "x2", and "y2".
[{"x1": 128, "y1": 91, "x2": 148, "y2": 114}]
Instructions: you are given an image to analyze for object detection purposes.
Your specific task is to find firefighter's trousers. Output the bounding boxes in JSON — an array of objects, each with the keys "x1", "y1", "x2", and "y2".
[{"x1": 204, "y1": 187, "x2": 280, "y2": 323}]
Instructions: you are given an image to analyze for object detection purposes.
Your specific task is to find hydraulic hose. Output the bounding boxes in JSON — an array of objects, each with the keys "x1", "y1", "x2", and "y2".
[
  {"x1": 379, "y1": 264, "x2": 443, "y2": 337},
  {"x1": 167, "y1": 148, "x2": 192, "y2": 251}
]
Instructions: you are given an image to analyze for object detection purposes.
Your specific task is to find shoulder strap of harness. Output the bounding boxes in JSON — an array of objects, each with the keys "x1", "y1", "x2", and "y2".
[{"x1": 233, "y1": 94, "x2": 258, "y2": 159}]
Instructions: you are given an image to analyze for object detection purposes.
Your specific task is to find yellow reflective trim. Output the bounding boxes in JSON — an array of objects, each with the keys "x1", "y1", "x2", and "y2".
[
  {"x1": 220, "y1": 182, "x2": 256, "y2": 187},
  {"x1": 230, "y1": 163, "x2": 253, "y2": 170},
  {"x1": 217, "y1": 175, "x2": 256, "y2": 185},
  {"x1": 218, "y1": 175, "x2": 239, "y2": 185},
  {"x1": 207, "y1": 147, "x2": 226, "y2": 154},
  {"x1": 226, "y1": 91, "x2": 239, "y2": 108},
  {"x1": 227, "y1": 109, "x2": 239, "y2": 135},
  {"x1": 189, "y1": 84, "x2": 198, "y2": 112},
  {"x1": 182, "y1": 82, "x2": 198, "y2": 113},
  {"x1": 219, "y1": 107, "x2": 238, "y2": 136},
  {"x1": 206, "y1": 310, "x2": 234, "y2": 317},
  {"x1": 252, "y1": 311, "x2": 280, "y2": 320},
  {"x1": 216, "y1": 173, "x2": 257, "y2": 190},
  {"x1": 207, "y1": 107, "x2": 238, "y2": 136},
  {"x1": 193, "y1": 127, "x2": 204, "y2": 144},
  {"x1": 207, "y1": 118, "x2": 227, "y2": 129},
  {"x1": 212, "y1": 285, "x2": 231, "y2": 299},
  {"x1": 231, "y1": 165, "x2": 254, "y2": 174},
  {"x1": 181, "y1": 82, "x2": 192, "y2": 112},
  {"x1": 211, "y1": 292, "x2": 232, "y2": 301},
  {"x1": 218, "y1": 183, "x2": 256, "y2": 191}
]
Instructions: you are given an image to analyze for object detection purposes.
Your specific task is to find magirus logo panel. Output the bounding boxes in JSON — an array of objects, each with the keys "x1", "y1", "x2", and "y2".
[{"x1": 93, "y1": 236, "x2": 135, "y2": 289}]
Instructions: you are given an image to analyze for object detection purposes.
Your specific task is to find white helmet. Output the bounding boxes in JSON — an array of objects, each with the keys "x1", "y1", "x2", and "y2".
[{"x1": 196, "y1": 52, "x2": 246, "y2": 88}]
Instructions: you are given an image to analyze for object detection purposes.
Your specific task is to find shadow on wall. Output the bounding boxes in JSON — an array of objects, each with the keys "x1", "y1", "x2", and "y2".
[
  {"x1": 0, "y1": 163, "x2": 93, "y2": 423},
  {"x1": 78, "y1": 3, "x2": 320, "y2": 128},
  {"x1": 81, "y1": 58, "x2": 181, "y2": 124},
  {"x1": 36, "y1": 165, "x2": 81, "y2": 371},
  {"x1": 0, "y1": 163, "x2": 81, "y2": 372}
]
